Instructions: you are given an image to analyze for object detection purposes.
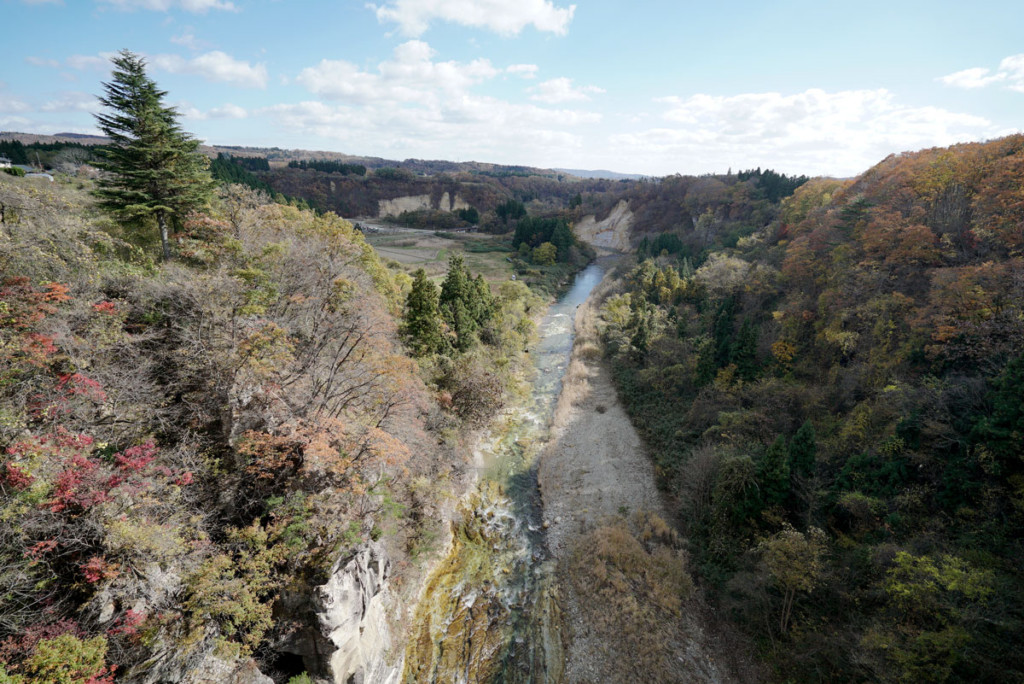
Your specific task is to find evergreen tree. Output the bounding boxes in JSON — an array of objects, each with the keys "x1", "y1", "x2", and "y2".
[
  {"x1": 730, "y1": 317, "x2": 760, "y2": 381},
  {"x1": 402, "y1": 269, "x2": 444, "y2": 356},
  {"x1": 93, "y1": 50, "x2": 215, "y2": 261},
  {"x1": 758, "y1": 435, "x2": 792, "y2": 509},
  {"x1": 439, "y1": 254, "x2": 477, "y2": 350},
  {"x1": 788, "y1": 421, "x2": 817, "y2": 480},
  {"x1": 711, "y1": 295, "x2": 737, "y2": 367},
  {"x1": 973, "y1": 352, "x2": 1024, "y2": 475},
  {"x1": 550, "y1": 220, "x2": 574, "y2": 262},
  {"x1": 470, "y1": 274, "x2": 494, "y2": 326}
]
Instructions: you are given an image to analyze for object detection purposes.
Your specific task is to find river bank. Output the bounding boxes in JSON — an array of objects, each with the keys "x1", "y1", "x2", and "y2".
[{"x1": 538, "y1": 258, "x2": 741, "y2": 683}]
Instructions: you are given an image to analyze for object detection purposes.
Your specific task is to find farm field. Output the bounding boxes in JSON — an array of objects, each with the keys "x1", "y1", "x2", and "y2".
[{"x1": 360, "y1": 222, "x2": 517, "y2": 284}]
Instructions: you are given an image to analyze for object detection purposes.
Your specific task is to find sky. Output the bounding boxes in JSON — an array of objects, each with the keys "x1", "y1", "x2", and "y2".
[{"x1": 1, "y1": 0, "x2": 1022, "y2": 177}]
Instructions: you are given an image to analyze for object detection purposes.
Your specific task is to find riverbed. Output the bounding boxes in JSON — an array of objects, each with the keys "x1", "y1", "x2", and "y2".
[{"x1": 402, "y1": 263, "x2": 605, "y2": 683}]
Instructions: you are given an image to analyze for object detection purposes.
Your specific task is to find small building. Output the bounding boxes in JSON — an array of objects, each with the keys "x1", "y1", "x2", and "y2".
[
  {"x1": 25, "y1": 172, "x2": 54, "y2": 182},
  {"x1": 0, "y1": 156, "x2": 11, "y2": 169}
]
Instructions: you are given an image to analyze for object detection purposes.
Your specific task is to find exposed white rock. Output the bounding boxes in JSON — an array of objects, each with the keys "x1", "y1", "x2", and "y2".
[
  {"x1": 315, "y1": 542, "x2": 403, "y2": 684},
  {"x1": 377, "y1": 195, "x2": 432, "y2": 217},
  {"x1": 573, "y1": 200, "x2": 634, "y2": 252}
]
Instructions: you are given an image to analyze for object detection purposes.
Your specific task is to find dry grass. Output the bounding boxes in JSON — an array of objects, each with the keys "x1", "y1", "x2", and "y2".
[
  {"x1": 567, "y1": 512, "x2": 696, "y2": 682},
  {"x1": 363, "y1": 229, "x2": 515, "y2": 283}
]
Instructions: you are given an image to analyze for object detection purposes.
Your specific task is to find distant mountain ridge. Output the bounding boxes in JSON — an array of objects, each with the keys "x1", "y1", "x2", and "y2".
[
  {"x1": 0, "y1": 131, "x2": 574, "y2": 178},
  {"x1": 553, "y1": 168, "x2": 645, "y2": 181}
]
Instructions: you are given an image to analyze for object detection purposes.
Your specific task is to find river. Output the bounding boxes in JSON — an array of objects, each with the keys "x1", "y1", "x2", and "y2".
[{"x1": 403, "y1": 262, "x2": 606, "y2": 683}]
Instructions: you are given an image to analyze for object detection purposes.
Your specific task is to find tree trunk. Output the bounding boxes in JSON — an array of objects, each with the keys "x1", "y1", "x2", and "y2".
[{"x1": 157, "y1": 210, "x2": 171, "y2": 261}]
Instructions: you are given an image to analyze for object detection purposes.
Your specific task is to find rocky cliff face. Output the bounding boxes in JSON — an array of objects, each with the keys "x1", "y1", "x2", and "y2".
[
  {"x1": 573, "y1": 200, "x2": 634, "y2": 252},
  {"x1": 377, "y1": 195, "x2": 433, "y2": 217},
  {"x1": 377, "y1": 193, "x2": 470, "y2": 218},
  {"x1": 278, "y1": 542, "x2": 402, "y2": 684}
]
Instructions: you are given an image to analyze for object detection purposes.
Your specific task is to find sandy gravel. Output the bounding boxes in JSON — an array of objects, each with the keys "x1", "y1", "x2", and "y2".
[
  {"x1": 538, "y1": 266, "x2": 740, "y2": 684},
  {"x1": 538, "y1": 287, "x2": 666, "y2": 560}
]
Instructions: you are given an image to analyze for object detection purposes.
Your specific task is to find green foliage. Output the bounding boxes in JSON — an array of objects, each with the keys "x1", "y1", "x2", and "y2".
[
  {"x1": 438, "y1": 254, "x2": 492, "y2": 351},
  {"x1": 3, "y1": 167, "x2": 25, "y2": 178},
  {"x1": 788, "y1": 420, "x2": 816, "y2": 480},
  {"x1": 402, "y1": 269, "x2": 445, "y2": 356},
  {"x1": 209, "y1": 154, "x2": 273, "y2": 195},
  {"x1": 92, "y1": 50, "x2": 215, "y2": 260},
  {"x1": 456, "y1": 206, "x2": 480, "y2": 224},
  {"x1": 183, "y1": 524, "x2": 280, "y2": 655},
  {"x1": 495, "y1": 198, "x2": 526, "y2": 223},
  {"x1": 287, "y1": 159, "x2": 365, "y2": 175},
  {"x1": 18, "y1": 634, "x2": 113, "y2": 684},
  {"x1": 736, "y1": 167, "x2": 809, "y2": 203},
  {"x1": 972, "y1": 351, "x2": 1024, "y2": 476},
  {"x1": 757, "y1": 436, "x2": 791, "y2": 510},
  {"x1": 599, "y1": 137, "x2": 1024, "y2": 681},
  {"x1": 531, "y1": 241, "x2": 557, "y2": 265}
]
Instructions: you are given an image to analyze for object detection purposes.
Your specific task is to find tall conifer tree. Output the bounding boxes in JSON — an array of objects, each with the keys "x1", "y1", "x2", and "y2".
[
  {"x1": 94, "y1": 50, "x2": 215, "y2": 260},
  {"x1": 402, "y1": 269, "x2": 445, "y2": 356}
]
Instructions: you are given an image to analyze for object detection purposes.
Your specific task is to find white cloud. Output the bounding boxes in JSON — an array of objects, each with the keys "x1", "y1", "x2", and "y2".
[
  {"x1": 187, "y1": 51, "x2": 267, "y2": 88},
  {"x1": 610, "y1": 88, "x2": 1002, "y2": 177},
  {"x1": 67, "y1": 53, "x2": 115, "y2": 70},
  {"x1": 183, "y1": 103, "x2": 248, "y2": 120},
  {"x1": 98, "y1": 0, "x2": 235, "y2": 12},
  {"x1": 507, "y1": 64, "x2": 538, "y2": 79},
  {"x1": 144, "y1": 51, "x2": 267, "y2": 87},
  {"x1": 272, "y1": 41, "x2": 599, "y2": 166},
  {"x1": 26, "y1": 56, "x2": 60, "y2": 67},
  {"x1": 297, "y1": 40, "x2": 497, "y2": 105},
  {"x1": 263, "y1": 97, "x2": 596, "y2": 163},
  {"x1": 530, "y1": 77, "x2": 604, "y2": 103},
  {"x1": 170, "y1": 29, "x2": 205, "y2": 50},
  {"x1": 63, "y1": 50, "x2": 266, "y2": 87},
  {"x1": 373, "y1": 0, "x2": 575, "y2": 37},
  {"x1": 0, "y1": 96, "x2": 31, "y2": 113},
  {"x1": 41, "y1": 91, "x2": 100, "y2": 113},
  {"x1": 939, "y1": 54, "x2": 1024, "y2": 92}
]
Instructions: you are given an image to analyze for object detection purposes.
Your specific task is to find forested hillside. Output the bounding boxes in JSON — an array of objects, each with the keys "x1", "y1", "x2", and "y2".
[
  {"x1": 0, "y1": 170, "x2": 542, "y2": 681},
  {"x1": 600, "y1": 136, "x2": 1024, "y2": 682}
]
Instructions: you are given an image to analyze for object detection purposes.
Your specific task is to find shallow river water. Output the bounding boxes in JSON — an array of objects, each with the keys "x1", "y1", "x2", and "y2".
[{"x1": 403, "y1": 263, "x2": 605, "y2": 684}]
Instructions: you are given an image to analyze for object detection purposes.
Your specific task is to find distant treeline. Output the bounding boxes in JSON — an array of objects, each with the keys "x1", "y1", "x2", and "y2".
[
  {"x1": 210, "y1": 153, "x2": 274, "y2": 194},
  {"x1": 288, "y1": 159, "x2": 367, "y2": 176},
  {"x1": 0, "y1": 140, "x2": 100, "y2": 167},
  {"x1": 227, "y1": 155, "x2": 270, "y2": 172},
  {"x1": 736, "y1": 167, "x2": 809, "y2": 203},
  {"x1": 209, "y1": 153, "x2": 315, "y2": 211}
]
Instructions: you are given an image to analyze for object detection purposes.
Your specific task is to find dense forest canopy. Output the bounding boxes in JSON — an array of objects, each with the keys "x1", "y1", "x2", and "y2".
[{"x1": 599, "y1": 135, "x2": 1024, "y2": 683}]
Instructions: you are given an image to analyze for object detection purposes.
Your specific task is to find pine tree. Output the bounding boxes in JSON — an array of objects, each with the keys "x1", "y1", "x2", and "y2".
[
  {"x1": 93, "y1": 50, "x2": 215, "y2": 261},
  {"x1": 402, "y1": 269, "x2": 444, "y2": 356}
]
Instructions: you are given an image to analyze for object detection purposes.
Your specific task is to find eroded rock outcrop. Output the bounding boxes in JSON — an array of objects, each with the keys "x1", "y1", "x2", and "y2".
[
  {"x1": 377, "y1": 195, "x2": 432, "y2": 217},
  {"x1": 278, "y1": 542, "x2": 402, "y2": 684},
  {"x1": 573, "y1": 200, "x2": 634, "y2": 252}
]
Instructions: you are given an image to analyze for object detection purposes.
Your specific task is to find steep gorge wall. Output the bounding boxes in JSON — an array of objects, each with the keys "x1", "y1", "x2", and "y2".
[
  {"x1": 376, "y1": 192, "x2": 471, "y2": 218},
  {"x1": 573, "y1": 200, "x2": 634, "y2": 252}
]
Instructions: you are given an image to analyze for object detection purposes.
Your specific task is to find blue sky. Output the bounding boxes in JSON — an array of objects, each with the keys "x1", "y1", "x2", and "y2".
[{"x1": 2, "y1": 0, "x2": 1021, "y2": 176}]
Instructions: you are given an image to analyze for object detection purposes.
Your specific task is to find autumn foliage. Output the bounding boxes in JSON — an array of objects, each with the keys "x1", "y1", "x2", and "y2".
[{"x1": 601, "y1": 136, "x2": 1024, "y2": 682}]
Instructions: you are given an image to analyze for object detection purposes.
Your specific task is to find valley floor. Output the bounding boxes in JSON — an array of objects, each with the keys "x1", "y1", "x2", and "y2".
[{"x1": 538, "y1": 260, "x2": 749, "y2": 683}]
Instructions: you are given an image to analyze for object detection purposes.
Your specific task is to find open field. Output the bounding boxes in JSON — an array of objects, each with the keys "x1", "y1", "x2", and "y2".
[{"x1": 359, "y1": 221, "x2": 516, "y2": 284}]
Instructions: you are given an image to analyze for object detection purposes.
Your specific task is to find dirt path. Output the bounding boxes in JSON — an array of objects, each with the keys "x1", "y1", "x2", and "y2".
[{"x1": 538, "y1": 263, "x2": 739, "y2": 683}]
